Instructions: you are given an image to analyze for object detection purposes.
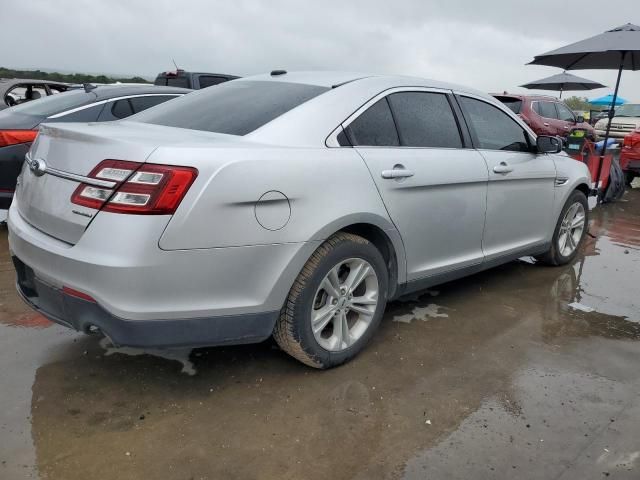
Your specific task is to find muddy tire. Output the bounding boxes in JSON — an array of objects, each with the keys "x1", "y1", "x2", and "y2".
[
  {"x1": 273, "y1": 232, "x2": 388, "y2": 369},
  {"x1": 536, "y1": 190, "x2": 588, "y2": 266}
]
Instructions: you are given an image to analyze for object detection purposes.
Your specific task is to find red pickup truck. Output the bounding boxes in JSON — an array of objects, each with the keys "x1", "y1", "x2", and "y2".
[{"x1": 620, "y1": 129, "x2": 640, "y2": 185}]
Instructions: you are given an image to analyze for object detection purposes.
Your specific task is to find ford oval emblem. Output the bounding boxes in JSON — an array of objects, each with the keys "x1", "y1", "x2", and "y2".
[{"x1": 27, "y1": 157, "x2": 47, "y2": 177}]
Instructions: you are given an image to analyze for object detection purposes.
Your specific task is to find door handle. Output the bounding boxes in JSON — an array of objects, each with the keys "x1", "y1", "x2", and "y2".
[
  {"x1": 493, "y1": 162, "x2": 514, "y2": 174},
  {"x1": 381, "y1": 166, "x2": 414, "y2": 179},
  {"x1": 543, "y1": 122, "x2": 550, "y2": 127}
]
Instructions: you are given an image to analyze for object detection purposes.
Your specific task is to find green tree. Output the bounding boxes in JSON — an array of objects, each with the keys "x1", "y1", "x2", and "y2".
[
  {"x1": 563, "y1": 96, "x2": 596, "y2": 111},
  {"x1": 0, "y1": 67, "x2": 149, "y2": 84}
]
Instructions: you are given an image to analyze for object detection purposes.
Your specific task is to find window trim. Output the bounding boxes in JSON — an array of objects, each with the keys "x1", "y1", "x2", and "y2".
[
  {"x1": 326, "y1": 86, "x2": 467, "y2": 149},
  {"x1": 453, "y1": 92, "x2": 537, "y2": 154},
  {"x1": 47, "y1": 93, "x2": 183, "y2": 119}
]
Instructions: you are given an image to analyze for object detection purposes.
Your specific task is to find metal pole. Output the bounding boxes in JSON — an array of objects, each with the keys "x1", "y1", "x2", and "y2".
[
  {"x1": 595, "y1": 51, "x2": 626, "y2": 200},
  {"x1": 559, "y1": 88, "x2": 563, "y2": 99}
]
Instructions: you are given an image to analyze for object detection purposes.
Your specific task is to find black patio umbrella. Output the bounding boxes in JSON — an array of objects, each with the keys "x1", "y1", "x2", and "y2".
[
  {"x1": 520, "y1": 72, "x2": 606, "y2": 98},
  {"x1": 528, "y1": 23, "x2": 640, "y2": 197}
]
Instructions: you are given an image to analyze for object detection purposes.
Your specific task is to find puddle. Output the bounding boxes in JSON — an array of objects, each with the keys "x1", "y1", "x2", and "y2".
[
  {"x1": 392, "y1": 304, "x2": 449, "y2": 323},
  {"x1": 99, "y1": 337, "x2": 197, "y2": 376},
  {"x1": 0, "y1": 311, "x2": 52, "y2": 328}
]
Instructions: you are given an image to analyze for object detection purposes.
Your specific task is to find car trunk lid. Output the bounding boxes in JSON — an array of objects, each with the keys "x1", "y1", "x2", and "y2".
[{"x1": 15, "y1": 121, "x2": 223, "y2": 244}]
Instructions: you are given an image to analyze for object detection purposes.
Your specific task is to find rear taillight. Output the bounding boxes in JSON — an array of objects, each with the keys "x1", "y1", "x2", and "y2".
[
  {"x1": 0, "y1": 130, "x2": 38, "y2": 148},
  {"x1": 71, "y1": 159, "x2": 197, "y2": 215}
]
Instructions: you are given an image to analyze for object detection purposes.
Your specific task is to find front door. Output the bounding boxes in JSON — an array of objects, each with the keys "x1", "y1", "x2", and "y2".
[
  {"x1": 457, "y1": 95, "x2": 557, "y2": 261},
  {"x1": 343, "y1": 89, "x2": 489, "y2": 281}
]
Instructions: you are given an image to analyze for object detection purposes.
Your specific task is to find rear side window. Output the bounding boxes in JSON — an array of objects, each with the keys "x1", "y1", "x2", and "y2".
[
  {"x1": 129, "y1": 95, "x2": 178, "y2": 113},
  {"x1": 55, "y1": 103, "x2": 105, "y2": 122},
  {"x1": 459, "y1": 96, "x2": 530, "y2": 152},
  {"x1": 344, "y1": 98, "x2": 399, "y2": 147},
  {"x1": 494, "y1": 96, "x2": 522, "y2": 114},
  {"x1": 387, "y1": 92, "x2": 462, "y2": 148},
  {"x1": 111, "y1": 99, "x2": 133, "y2": 119},
  {"x1": 162, "y1": 76, "x2": 190, "y2": 88},
  {"x1": 133, "y1": 80, "x2": 329, "y2": 136},
  {"x1": 198, "y1": 76, "x2": 228, "y2": 88}
]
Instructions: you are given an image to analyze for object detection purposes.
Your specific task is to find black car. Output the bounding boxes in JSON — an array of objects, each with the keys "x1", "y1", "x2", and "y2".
[{"x1": 0, "y1": 84, "x2": 190, "y2": 212}]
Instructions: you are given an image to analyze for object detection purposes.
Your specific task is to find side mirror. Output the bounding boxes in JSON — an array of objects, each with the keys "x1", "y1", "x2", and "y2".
[
  {"x1": 576, "y1": 115, "x2": 584, "y2": 123},
  {"x1": 537, "y1": 135, "x2": 562, "y2": 154}
]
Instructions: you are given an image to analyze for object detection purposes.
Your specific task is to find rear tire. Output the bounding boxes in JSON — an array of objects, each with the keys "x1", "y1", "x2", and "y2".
[
  {"x1": 273, "y1": 232, "x2": 388, "y2": 369},
  {"x1": 536, "y1": 190, "x2": 588, "y2": 266}
]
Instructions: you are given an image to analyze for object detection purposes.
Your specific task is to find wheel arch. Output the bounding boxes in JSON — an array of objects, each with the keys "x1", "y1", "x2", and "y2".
[{"x1": 308, "y1": 213, "x2": 406, "y2": 299}]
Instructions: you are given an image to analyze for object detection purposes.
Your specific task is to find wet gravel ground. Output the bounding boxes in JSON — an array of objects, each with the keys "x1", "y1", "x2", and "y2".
[{"x1": 1, "y1": 188, "x2": 640, "y2": 480}]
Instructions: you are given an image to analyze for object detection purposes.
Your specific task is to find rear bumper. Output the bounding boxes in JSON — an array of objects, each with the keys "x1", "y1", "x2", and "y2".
[
  {"x1": 8, "y1": 197, "x2": 320, "y2": 347},
  {"x1": 14, "y1": 256, "x2": 278, "y2": 348}
]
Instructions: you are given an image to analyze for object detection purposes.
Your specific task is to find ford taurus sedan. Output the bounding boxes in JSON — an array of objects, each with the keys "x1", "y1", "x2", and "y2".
[{"x1": 8, "y1": 71, "x2": 591, "y2": 368}]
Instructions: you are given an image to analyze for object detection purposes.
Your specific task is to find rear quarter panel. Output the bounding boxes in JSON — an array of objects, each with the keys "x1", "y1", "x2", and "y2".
[{"x1": 155, "y1": 145, "x2": 398, "y2": 249}]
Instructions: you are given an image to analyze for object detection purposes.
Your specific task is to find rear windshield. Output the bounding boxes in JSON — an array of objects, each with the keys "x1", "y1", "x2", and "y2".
[
  {"x1": 133, "y1": 80, "x2": 329, "y2": 135},
  {"x1": 493, "y1": 96, "x2": 522, "y2": 114},
  {"x1": 6, "y1": 89, "x2": 95, "y2": 117}
]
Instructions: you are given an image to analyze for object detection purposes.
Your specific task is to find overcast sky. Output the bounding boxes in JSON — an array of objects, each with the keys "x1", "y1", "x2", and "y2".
[{"x1": 2, "y1": 0, "x2": 638, "y2": 101}]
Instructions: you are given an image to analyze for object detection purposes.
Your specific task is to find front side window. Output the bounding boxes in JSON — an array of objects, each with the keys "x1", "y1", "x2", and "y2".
[
  {"x1": 459, "y1": 96, "x2": 531, "y2": 152},
  {"x1": 133, "y1": 80, "x2": 329, "y2": 136},
  {"x1": 344, "y1": 98, "x2": 399, "y2": 147},
  {"x1": 538, "y1": 101, "x2": 558, "y2": 120},
  {"x1": 556, "y1": 103, "x2": 576, "y2": 122},
  {"x1": 387, "y1": 92, "x2": 462, "y2": 148}
]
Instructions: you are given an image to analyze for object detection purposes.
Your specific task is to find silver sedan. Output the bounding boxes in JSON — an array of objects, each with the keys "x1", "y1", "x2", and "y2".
[{"x1": 8, "y1": 71, "x2": 591, "y2": 368}]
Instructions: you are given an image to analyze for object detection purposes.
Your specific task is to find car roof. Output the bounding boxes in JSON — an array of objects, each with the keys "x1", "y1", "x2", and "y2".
[
  {"x1": 237, "y1": 70, "x2": 493, "y2": 98},
  {"x1": 90, "y1": 84, "x2": 192, "y2": 100}
]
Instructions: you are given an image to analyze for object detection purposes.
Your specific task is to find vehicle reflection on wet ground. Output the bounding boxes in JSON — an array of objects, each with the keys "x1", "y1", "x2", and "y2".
[{"x1": 1, "y1": 189, "x2": 639, "y2": 480}]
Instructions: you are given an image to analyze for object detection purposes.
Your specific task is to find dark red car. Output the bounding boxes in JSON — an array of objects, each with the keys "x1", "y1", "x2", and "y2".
[
  {"x1": 493, "y1": 94, "x2": 596, "y2": 140},
  {"x1": 620, "y1": 129, "x2": 640, "y2": 185}
]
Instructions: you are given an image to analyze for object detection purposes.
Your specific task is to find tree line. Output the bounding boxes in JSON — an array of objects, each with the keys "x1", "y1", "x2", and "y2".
[{"x1": 0, "y1": 67, "x2": 148, "y2": 85}]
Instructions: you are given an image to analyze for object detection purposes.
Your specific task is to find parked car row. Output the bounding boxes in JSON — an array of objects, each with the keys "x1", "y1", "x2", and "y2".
[
  {"x1": 492, "y1": 93, "x2": 596, "y2": 139},
  {"x1": 0, "y1": 84, "x2": 190, "y2": 212},
  {"x1": 5, "y1": 70, "x2": 592, "y2": 368}
]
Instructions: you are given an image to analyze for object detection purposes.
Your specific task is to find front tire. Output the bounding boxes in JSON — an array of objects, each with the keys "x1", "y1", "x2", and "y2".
[
  {"x1": 273, "y1": 232, "x2": 388, "y2": 369},
  {"x1": 536, "y1": 190, "x2": 588, "y2": 266}
]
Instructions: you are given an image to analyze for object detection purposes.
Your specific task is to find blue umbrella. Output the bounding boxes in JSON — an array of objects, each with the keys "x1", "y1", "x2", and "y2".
[{"x1": 589, "y1": 94, "x2": 628, "y2": 106}]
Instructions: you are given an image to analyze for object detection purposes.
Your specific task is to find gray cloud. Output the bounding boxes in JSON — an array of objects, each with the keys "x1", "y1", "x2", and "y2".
[{"x1": 1, "y1": 0, "x2": 638, "y2": 99}]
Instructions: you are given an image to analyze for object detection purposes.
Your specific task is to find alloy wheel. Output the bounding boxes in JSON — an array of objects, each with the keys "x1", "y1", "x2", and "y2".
[
  {"x1": 311, "y1": 258, "x2": 379, "y2": 352},
  {"x1": 558, "y1": 202, "x2": 586, "y2": 257}
]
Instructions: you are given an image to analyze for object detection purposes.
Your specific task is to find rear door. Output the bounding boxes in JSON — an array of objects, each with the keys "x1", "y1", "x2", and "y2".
[
  {"x1": 457, "y1": 95, "x2": 556, "y2": 261},
  {"x1": 537, "y1": 101, "x2": 563, "y2": 136},
  {"x1": 346, "y1": 88, "x2": 488, "y2": 281}
]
